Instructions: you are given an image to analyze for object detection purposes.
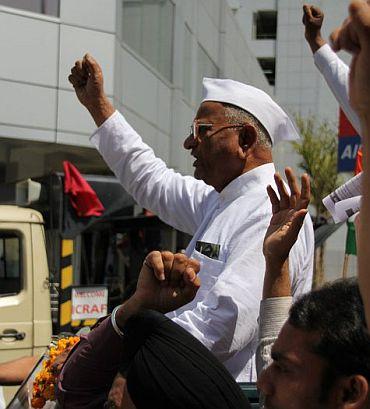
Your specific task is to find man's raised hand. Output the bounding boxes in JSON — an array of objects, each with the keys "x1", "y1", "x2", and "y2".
[
  {"x1": 302, "y1": 4, "x2": 326, "y2": 53},
  {"x1": 263, "y1": 168, "x2": 310, "y2": 267},
  {"x1": 330, "y1": 1, "x2": 370, "y2": 123},
  {"x1": 68, "y1": 54, "x2": 114, "y2": 126},
  {"x1": 133, "y1": 251, "x2": 201, "y2": 314}
]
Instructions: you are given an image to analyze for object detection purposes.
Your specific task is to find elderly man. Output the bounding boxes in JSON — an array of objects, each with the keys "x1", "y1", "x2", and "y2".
[{"x1": 68, "y1": 57, "x2": 314, "y2": 381}]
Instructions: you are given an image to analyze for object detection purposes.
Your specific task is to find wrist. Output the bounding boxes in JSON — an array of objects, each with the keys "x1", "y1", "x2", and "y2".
[
  {"x1": 86, "y1": 97, "x2": 115, "y2": 127},
  {"x1": 115, "y1": 295, "x2": 145, "y2": 331},
  {"x1": 305, "y1": 33, "x2": 326, "y2": 53},
  {"x1": 263, "y1": 259, "x2": 291, "y2": 299}
]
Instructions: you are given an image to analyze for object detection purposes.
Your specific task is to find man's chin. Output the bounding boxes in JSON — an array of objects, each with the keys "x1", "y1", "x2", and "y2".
[{"x1": 193, "y1": 168, "x2": 203, "y2": 181}]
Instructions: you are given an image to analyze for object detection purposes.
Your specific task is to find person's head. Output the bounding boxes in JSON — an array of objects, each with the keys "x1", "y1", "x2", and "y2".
[
  {"x1": 183, "y1": 78, "x2": 300, "y2": 192},
  {"x1": 119, "y1": 310, "x2": 251, "y2": 409},
  {"x1": 258, "y1": 278, "x2": 370, "y2": 409}
]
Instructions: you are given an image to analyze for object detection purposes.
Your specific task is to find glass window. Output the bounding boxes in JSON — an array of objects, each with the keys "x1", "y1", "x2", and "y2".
[
  {"x1": 0, "y1": 232, "x2": 22, "y2": 296},
  {"x1": 0, "y1": 0, "x2": 59, "y2": 17},
  {"x1": 258, "y1": 58, "x2": 276, "y2": 86},
  {"x1": 183, "y1": 25, "x2": 193, "y2": 102},
  {"x1": 196, "y1": 44, "x2": 219, "y2": 102},
  {"x1": 254, "y1": 10, "x2": 277, "y2": 40},
  {"x1": 122, "y1": 0, "x2": 174, "y2": 81}
]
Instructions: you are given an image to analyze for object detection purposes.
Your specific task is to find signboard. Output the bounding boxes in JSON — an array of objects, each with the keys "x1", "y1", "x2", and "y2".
[
  {"x1": 71, "y1": 286, "x2": 108, "y2": 321},
  {"x1": 338, "y1": 109, "x2": 361, "y2": 173}
]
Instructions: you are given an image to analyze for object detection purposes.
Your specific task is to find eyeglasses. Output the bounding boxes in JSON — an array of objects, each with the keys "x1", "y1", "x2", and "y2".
[{"x1": 189, "y1": 121, "x2": 245, "y2": 141}]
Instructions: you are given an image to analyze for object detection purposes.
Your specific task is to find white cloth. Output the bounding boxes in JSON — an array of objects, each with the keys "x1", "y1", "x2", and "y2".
[
  {"x1": 202, "y1": 77, "x2": 300, "y2": 144},
  {"x1": 314, "y1": 44, "x2": 361, "y2": 135},
  {"x1": 91, "y1": 111, "x2": 314, "y2": 381},
  {"x1": 0, "y1": 386, "x2": 5, "y2": 409}
]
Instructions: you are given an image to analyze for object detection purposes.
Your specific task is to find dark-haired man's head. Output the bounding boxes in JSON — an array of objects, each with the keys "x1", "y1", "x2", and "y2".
[{"x1": 258, "y1": 278, "x2": 370, "y2": 409}]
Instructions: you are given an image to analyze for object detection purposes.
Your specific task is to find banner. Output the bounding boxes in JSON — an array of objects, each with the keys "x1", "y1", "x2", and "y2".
[
  {"x1": 71, "y1": 286, "x2": 108, "y2": 320},
  {"x1": 338, "y1": 109, "x2": 361, "y2": 173}
]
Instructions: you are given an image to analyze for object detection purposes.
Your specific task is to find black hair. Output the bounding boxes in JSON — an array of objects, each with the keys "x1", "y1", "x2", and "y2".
[{"x1": 289, "y1": 278, "x2": 370, "y2": 384}]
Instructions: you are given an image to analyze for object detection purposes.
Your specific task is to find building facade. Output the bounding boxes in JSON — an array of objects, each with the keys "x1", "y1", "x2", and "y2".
[
  {"x1": 231, "y1": 0, "x2": 357, "y2": 281},
  {"x1": 0, "y1": 0, "x2": 270, "y2": 184}
]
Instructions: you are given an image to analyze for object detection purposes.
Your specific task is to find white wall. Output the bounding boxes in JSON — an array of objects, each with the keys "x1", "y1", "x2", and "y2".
[{"x1": 0, "y1": 0, "x2": 271, "y2": 182}]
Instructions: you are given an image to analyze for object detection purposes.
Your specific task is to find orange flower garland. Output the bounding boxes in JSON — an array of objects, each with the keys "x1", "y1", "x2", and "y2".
[{"x1": 31, "y1": 336, "x2": 80, "y2": 408}]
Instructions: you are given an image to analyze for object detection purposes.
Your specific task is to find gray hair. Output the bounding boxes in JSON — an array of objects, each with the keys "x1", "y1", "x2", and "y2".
[{"x1": 223, "y1": 103, "x2": 272, "y2": 148}]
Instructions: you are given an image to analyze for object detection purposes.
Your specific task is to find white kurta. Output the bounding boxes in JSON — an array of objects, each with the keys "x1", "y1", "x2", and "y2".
[
  {"x1": 91, "y1": 111, "x2": 314, "y2": 381},
  {"x1": 314, "y1": 44, "x2": 361, "y2": 134}
]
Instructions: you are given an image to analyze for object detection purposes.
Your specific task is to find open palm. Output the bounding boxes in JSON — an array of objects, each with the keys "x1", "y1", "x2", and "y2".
[{"x1": 263, "y1": 168, "x2": 310, "y2": 265}]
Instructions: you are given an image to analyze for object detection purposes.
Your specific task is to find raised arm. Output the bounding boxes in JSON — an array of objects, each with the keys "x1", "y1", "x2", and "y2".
[
  {"x1": 257, "y1": 168, "x2": 310, "y2": 376},
  {"x1": 68, "y1": 55, "x2": 213, "y2": 234},
  {"x1": 303, "y1": 4, "x2": 362, "y2": 134},
  {"x1": 58, "y1": 251, "x2": 200, "y2": 406},
  {"x1": 331, "y1": 0, "x2": 370, "y2": 327}
]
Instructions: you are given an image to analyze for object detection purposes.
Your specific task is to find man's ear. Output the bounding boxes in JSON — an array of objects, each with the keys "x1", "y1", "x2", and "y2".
[
  {"x1": 335, "y1": 375, "x2": 369, "y2": 409},
  {"x1": 239, "y1": 124, "x2": 258, "y2": 152}
]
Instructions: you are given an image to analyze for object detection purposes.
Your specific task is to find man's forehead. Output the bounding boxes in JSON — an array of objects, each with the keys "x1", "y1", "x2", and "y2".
[
  {"x1": 272, "y1": 322, "x2": 322, "y2": 365},
  {"x1": 195, "y1": 101, "x2": 226, "y2": 120}
]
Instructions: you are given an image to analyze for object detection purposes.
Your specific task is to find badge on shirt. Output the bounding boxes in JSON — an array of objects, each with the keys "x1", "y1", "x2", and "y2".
[{"x1": 195, "y1": 241, "x2": 220, "y2": 260}]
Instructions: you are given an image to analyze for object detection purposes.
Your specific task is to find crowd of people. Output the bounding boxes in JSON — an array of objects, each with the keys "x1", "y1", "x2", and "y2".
[{"x1": 3, "y1": 1, "x2": 370, "y2": 408}]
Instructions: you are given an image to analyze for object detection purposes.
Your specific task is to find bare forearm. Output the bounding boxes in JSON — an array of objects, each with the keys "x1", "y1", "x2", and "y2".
[
  {"x1": 87, "y1": 96, "x2": 115, "y2": 127},
  {"x1": 307, "y1": 35, "x2": 326, "y2": 54},
  {"x1": 0, "y1": 356, "x2": 39, "y2": 385},
  {"x1": 263, "y1": 260, "x2": 291, "y2": 299}
]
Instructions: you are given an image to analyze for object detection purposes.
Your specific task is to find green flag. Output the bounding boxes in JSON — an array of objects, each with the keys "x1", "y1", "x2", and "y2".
[{"x1": 345, "y1": 220, "x2": 357, "y2": 255}]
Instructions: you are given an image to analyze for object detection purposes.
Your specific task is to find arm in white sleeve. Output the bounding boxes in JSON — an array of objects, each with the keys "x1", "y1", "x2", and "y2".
[
  {"x1": 314, "y1": 44, "x2": 362, "y2": 135},
  {"x1": 256, "y1": 297, "x2": 292, "y2": 375},
  {"x1": 90, "y1": 111, "x2": 214, "y2": 235}
]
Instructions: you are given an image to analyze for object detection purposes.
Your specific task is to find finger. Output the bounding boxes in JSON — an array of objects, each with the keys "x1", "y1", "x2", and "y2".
[
  {"x1": 186, "y1": 258, "x2": 201, "y2": 275},
  {"x1": 170, "y1": 253, "x2": 188, "y2": 286},
  {"x1": 161, "y1": 251, "x2": 175, "y2": 282},
  {"x1": 145, "y1": 251, "x2": 166, "y2": 281},
  {"x1": 267, "y1": 185, "x2": 280, "y2": 214},
  {"x1": 83, "y1": 53, "x2": 103, "y2": 78},
  {"x1": 274, "y1": 172, "x2": 290, "y2": 210},
  {"x1": 298, "y1": 173, "x2": 311, "y2": 210},
  {"x1": 311, "y1": 5, "x2": 323, "y2": 19},
  {"x1": 71, "y1": 61, "x2": 87, "y2": 82},
  {"x1": 182, "y1": 267, "x2": 201, "y2": 300},
  {"x1": 68, "y1": 74, "x2": 81, "y2": 88},
  {"x1": 285, "y1": 167, "x2": 300, "y2": 209},
  {"x1": 289, "y1": 209, "x2": 308, "y2": 240},
  {"x1": 303, "y1": 4, "x2": 312, "y2": 19}
]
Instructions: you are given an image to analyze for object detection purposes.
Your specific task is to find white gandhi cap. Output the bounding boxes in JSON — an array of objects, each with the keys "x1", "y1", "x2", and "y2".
[{"x1": 201, "y1": 77, "x2": 300, "y2": 145}]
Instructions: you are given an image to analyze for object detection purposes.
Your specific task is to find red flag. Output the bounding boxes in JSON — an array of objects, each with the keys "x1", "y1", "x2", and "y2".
[
  {"x1": 63, "y1": 161, "x2": 105, "y2": 217},
  {"x1": 355, "y1": 147, "x2": 363, "y2": 175}
]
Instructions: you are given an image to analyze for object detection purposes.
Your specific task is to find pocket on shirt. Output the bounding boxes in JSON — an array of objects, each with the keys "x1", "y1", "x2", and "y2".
[{"x1": 191, "y1": 249, "x2": 225, "y2": 296}]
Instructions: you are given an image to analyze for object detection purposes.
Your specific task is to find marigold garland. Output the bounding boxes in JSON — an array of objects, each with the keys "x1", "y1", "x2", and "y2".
[{"x1": 31, "y1": 336, "x2": 80, "y2": 408}]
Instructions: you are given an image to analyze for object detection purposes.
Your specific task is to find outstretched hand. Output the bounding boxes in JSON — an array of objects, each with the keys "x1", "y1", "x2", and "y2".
[
  {"x1": 133, "y1": 251, "x2": 201, "y2": 314},
  {"x1": 263, "y1": 168, "x2": 310, "y2": 267},
  {"x1": 68, "y1": 54, "x2": 114, "y2": 126},
  {"x1": 302, "y1": 4, "x2": 326, "y2": 53}
]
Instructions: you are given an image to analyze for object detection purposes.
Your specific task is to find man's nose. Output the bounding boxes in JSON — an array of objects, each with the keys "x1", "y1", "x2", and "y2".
[{"x1": 183, "y1": 134, "x2": 197, "y2": 150}]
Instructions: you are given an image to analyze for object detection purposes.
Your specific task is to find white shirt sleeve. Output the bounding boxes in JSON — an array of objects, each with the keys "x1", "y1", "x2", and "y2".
[
  {"x1": 90, "y1": 110, "x2": 213, "y2": 235},
  {"x1": 314, "y1": 44, "x2": 361, "y2": 135}
]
